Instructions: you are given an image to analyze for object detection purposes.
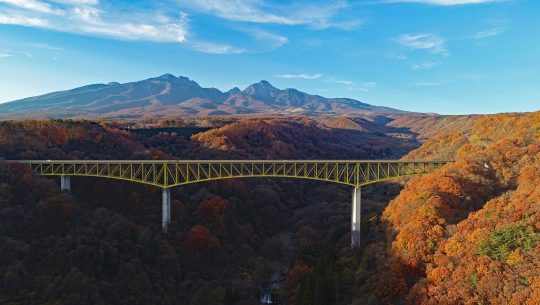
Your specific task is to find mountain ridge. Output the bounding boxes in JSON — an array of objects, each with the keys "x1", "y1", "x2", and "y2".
[{"x1": 0, "y1": 74, "x2": 411, "y2": 119}]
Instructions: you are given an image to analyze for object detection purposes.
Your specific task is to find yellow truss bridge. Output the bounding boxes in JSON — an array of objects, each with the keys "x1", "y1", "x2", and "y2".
[{"x1": 5, "y1": 160, "x2": 451, "y2": 246}]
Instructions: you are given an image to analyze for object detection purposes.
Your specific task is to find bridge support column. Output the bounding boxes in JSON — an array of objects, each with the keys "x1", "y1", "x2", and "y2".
[
  {"x1": 351, "y1": 187, "x2": 361, "y2": 248},
  {"x1": 60, "y1": 175, "x2": 71, "y2": 191},
  {"x1": 162, "y1": 188, "x2": 171, "y2": 233}
]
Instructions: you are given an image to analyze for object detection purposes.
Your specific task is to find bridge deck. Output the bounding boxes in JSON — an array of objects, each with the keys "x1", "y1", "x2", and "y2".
[{"x1": 8, "y1": 159, "x2": 450, "y2": 163}]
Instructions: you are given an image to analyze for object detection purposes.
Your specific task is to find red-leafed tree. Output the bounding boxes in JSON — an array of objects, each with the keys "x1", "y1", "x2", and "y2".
[{"x1": 198, "y1": 197, "x2": 228, "y2": 226}]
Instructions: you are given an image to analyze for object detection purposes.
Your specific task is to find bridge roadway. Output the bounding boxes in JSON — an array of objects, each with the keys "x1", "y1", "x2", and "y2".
[{"x1": 3, "y1": 159, "x2": 451, "y2": 247}]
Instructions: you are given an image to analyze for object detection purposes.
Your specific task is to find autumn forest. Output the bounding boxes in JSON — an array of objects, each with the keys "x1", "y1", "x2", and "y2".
[{"x1": 0, "y1": 112, "x2": 539, "y2": 305}]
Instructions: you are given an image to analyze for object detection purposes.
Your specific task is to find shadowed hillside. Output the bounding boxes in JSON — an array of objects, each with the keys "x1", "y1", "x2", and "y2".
[{"x1": 354, "y1": 111, "x2": 540, "y2": 304}]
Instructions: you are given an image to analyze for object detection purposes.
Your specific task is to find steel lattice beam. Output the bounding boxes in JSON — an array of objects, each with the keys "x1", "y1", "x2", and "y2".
[{"x1": 6, "y1": 160, "x2": 451, "y2": 188}]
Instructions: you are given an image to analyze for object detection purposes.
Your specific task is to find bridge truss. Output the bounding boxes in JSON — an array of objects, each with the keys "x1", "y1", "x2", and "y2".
[{"x1": 20, "y1": 160, "x2": 448, "y2": 188}]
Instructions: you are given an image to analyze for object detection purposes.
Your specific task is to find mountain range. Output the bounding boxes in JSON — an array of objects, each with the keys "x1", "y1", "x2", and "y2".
[{"x1": 0, "y1": 74, "x2": 407, "y2": 119}]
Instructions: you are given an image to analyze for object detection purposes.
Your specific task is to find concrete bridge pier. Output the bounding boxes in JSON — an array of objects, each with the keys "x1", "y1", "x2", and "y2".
[
  {"x1": 351, "y1": 187, "x2": 361, "y2": 248},
  {"x1": 162, "y1": 188, "x2": 171, "y2": 233},
  {"x1": 60, "y1": 175, "x2": 71, "y2": 191}
]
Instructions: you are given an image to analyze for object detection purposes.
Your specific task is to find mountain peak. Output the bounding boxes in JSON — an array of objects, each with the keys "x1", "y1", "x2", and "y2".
[
  {"x1": 157, "y1": 73, "x2": 176, "y2": 80},
  {"x1": 226, "y1": 87, "x2": 242, "y2": 95},
  {"x1": 151, "y1": 74, "x2": 203, "y2": 90},
  {"x1": 255, "y1": 80, "x2": 277, "y2": 89},
  {"x1": 243, "y1": 80, "x2": 280, "y2": 100}
]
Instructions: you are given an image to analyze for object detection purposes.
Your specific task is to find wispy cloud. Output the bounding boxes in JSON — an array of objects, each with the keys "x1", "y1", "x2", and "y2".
[
  {"x1": 0, "y1": 50, "x2": 33, "y2": 58},
  {"x1": 188, "y1": 40, "x2": 245, "y2": 54},
  {"x1": 328, "y1": 79, "x2": 377, "y2": 91},
  {"x1": 0, "y1": 0, "x2": 62, "y2": 14},
  {"x1": 0, "y1": 13, "x2": 49, "y2": 26},
  {"x1": 177, "y1": 0, "x2": 294, "y2": 25},
  {"x1": 332, "y1": 80, "x2": 355, "y2": 86},
  {"x1": 384, "y1": 0, "x2": 501, "y2": 5},
  {"x1": 407, "y1": 81, "x2": 443, "y2": 87},
  {"x1": 398, "y1": 33, "x2": 448, "y2": 55},
  {"x1": 0, "y1": 1, "x2": 189, "y2": 43},
  {"x1": 361, "y1": 81, "x2": 377, "y2": 88},
  {"x1": 177, "y1": 0, "x2": 361, "y2": 30},
  {"x1": 0, "y1": 1, "x2": 297, "y2": 54},
  {"x1": 0, "y1": 0, "x2": 360, "y2": 57},
  {"x1": 275, "y1": 73, "x2": 323, "y2": 79},
  {"x1": 476, "y1": 27, "x2": 504, "y2": 39},
  {"x1": 412, "y1": 61, "x2": 440, "y2": 70},
  {"x1": 245, "y1": 29, "x2": 288, "y2": 49},
  {"x1": 25, "y1": 42, "x2": 62, "y2": 50},
  {"x1": 0, "y1": 52, "x2": 15, "y2": 58}
]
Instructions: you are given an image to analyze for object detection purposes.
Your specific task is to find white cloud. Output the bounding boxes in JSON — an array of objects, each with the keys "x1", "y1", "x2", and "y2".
[
  {"x1": 188, "y1": 40, "x2": 245, "y2": 54},
  {"x1": 290, "y1": 1, "x2": 362, "y2": 30},
  {"x1": 407, "y1": 81, "x2": 443, "y2": 87},
  {"x1": 0, "y1": 0, "x2": 62, "y2": 14},
  {"x1": 0, "y1": 13, "x2": 49, "y2": 26},
  {"x1": 0, "y1": 2, "x2": 189, "y2": 43},
  {"x1": 321, "y1": 19, "x2": 362, "y2": 30},
  {"x1": 178, "y1": 0, "x2": 293, "y2": 24},
  {"x1": 328, "y1": 79, "x2": 377, "y2": 91},
  {"x1": 412, "y1": 61, "x2": 440, "y2": 70},
  {"x1": 0, "y1": 50, "x2": 33, "y2": 58},
  {"x1": 385, "y1": 0, "x2": 500, "y2": 5},
  {"x1": 25, "y1": 42, "x2": 62, "y2": 50},
  {"x1": 69, "y1": 9, "x2": 189, "y2": 43},
  {"x1": 362, "y1": 81, "x2": 377, "y2": 88},
  {"x1": 51, "y1": 0, "x2": 99, "y2": 4},
  {"x1": 72, "y1": 5, "x2": 101, "y2": 23},
  {"x1": 398, "y1": 33, "x2": 447, "y2": 54},
  {"x1": 248, "y1": 29, "x2": 288, "y2": 48},
  {"x1": 275, "y1": 74, "x2": 323, "y2": 79},
  {"x1": 476, "y1": 27, "x2": 504, "y2": 39},
  {"x1": 78, "y1": 19, "x2": 188, "y2": 43},
  {"x1": 177, "y1": 0, "x2": 361, "y2": 30},
  {"x1": 0, "y1": 0, "x2": 354, "y2": 54},
  {"x1": 333, "y1": 80, "x2": 354, "y2": 85}
]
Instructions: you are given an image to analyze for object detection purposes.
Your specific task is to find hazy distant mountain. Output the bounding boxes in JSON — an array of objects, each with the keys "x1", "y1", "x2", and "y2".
[{"x1": 0, "y1": 74, "x2": 408, "y2": 118}]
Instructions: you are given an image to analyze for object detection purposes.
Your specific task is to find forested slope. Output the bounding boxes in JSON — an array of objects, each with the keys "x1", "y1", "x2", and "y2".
[
  {"x1": 0, "y1": 112, "x2": 538, "y2": 305},
  {"x1": 362, "y1": 111, "x2": 540, "y2": 304},
  {"x1": 387, "y1": 114, "x2": 476, "y2": 142}
]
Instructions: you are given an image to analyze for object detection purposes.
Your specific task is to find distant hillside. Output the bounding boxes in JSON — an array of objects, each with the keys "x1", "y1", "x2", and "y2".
[
  {"x1": 0, "y1": 74, "x2": 408, "y2": 119},
  {"x1": 387, "y1": 114, "x2": 477, "y2": 141},
  {"x1": 191, "y1": 116, "x2": 419, "y2": 159}
]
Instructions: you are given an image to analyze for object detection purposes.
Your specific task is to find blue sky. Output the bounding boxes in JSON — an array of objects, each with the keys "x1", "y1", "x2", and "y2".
[{"x1": 0, "y1": 0, "x2": 539, "y2": 114}]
